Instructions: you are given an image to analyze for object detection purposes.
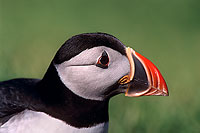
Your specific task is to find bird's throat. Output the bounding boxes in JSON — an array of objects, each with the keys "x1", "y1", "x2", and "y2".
[{"x1": 35, "y1": 63, "x2": 109, "y2": 128}]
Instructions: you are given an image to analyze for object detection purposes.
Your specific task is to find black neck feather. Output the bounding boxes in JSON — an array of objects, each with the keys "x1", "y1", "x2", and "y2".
[{"x1": 35, "y1": 63, "x2": 109, "y2": 128}]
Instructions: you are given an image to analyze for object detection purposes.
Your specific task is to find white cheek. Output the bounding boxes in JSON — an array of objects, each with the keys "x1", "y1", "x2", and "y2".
[{"x1": 55, "y1": 56, "x2": 130, "y2": 101}]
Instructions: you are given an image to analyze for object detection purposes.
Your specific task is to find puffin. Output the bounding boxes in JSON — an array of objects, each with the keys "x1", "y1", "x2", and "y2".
[{"x1": 0, "y1": 33, "x2": 169, "y2": 133}]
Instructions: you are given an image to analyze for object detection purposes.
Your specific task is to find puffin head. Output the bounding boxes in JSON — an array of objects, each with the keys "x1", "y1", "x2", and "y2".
[{"x1": 52, "y1": 33, "x2": 168, "y2": 101}]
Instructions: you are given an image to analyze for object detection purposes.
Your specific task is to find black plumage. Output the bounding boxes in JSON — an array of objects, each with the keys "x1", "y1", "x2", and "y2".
[
  {"x1": 54, "y1": 33, "x2": 126, "y2": 64},
  {"x1": 0, "y1": 33, "x2": 126, "y2": 128},
  {"x1": 0, "y1": 78, "x2": 40, "y2": 124}
]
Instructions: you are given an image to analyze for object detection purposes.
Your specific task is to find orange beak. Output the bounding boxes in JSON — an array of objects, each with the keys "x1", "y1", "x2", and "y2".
[{"x1": 119, "y1": 47, "x2": 169, "y2": 97}]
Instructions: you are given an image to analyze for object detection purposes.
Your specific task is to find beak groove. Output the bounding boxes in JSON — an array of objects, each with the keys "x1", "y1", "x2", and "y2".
[{"x1": 120, "y1": 47, "x2": 169, "y2": 97}]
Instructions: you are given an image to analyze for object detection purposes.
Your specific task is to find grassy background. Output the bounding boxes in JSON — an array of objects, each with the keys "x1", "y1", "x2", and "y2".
[{"x1": 1, "y1": 0, "x2": 200, "y2": 132}]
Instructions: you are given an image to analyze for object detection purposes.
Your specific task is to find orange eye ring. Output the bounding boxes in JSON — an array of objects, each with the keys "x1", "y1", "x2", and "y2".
[{"x1": 96, "y1": 51, "x2": 109, "y2": 69}]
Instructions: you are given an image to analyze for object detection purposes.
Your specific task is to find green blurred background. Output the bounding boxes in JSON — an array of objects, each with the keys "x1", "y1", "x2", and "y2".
[{"x1": 1, "y1": 0, "x2": 200, "y2": 132}]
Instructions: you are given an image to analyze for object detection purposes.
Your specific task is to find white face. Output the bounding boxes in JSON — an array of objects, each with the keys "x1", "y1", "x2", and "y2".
[{"x1": 55, "y1": 46, "x2": 130, "y2": 101}]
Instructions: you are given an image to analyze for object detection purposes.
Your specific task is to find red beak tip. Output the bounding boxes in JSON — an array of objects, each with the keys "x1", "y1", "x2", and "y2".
[
  {"x1": 159, "y1": 89, "x2": 169, "y2": 96},
  {"x1": 163, "y1": 91, "x2": 169, "y2": 96}
]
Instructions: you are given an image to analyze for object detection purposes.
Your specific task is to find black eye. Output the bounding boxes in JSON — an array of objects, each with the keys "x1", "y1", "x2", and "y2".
[{"x1": 96, "y1": 51, "x2": 109, "y2": 69}]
